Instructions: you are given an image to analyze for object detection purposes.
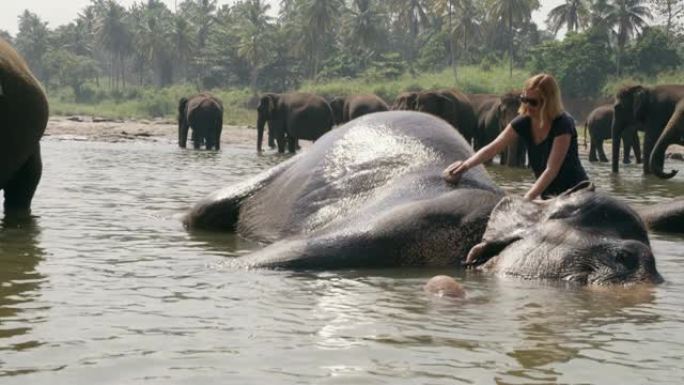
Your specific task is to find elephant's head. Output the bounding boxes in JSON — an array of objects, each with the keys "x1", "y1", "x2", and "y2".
[
  {"x1": 329, "y1": 97, "x2": 346, "y2": 125},
  {"x1": 498, "y1": 91, "x2": 522, "y2": 130},
  {"x1": 649, "y1": 102, "x2": 683, "y2": 179},
  {"x1": 256, "y1": 93, "x2": 278, "y2": 152},
  {"x1": 470, "y1": 182, "x2": 662, "y2": 285},
  {"x1": 611, "y1": 85, "x2": 649, "y2": 173},
  {"x1": 392, "y1": 92, "x2": 418, "y2": 110},
  {"x1": 415, "y1": 91, "x2": 452, "y2": 117}
]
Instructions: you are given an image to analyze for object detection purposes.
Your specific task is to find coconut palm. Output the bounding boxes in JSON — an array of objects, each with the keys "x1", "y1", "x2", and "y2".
[
  {"x1": 300, "y1": 0, "x2": 344, "y2": 78},
  {"x1": 346, "y1": 0, "x2": 386, "y2": 54},
  {"x1": 605, "y1": 0, "x2": 652, "y2": 74},
  {"x1": 546, "y1": 0, "x2": 590, "y2": 36},
  {"x1": 94, "y1": 0, "x2": 131, "y2": 88},
  {"x1": 235, "y1": 0, "x2": 274, "y2": 92},
  {"x1": 486, "y1": 0, "x2": 540, "y2": 77}
]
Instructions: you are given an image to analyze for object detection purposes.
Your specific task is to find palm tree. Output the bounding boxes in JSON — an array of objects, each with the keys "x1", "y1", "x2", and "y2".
[
  {"x1": 235, "y1": 0, "x2": 273, "y2": 93},
  {"x1": 173, "y1": 15, "x2": 196, "y2": 83},
  {"x1": 605, "y1": 0, "x2": 652, "y2": 75},
  {"x1": 452, "y1": 0, "x2": 482, "y2": 71},
  {"x1": 300, "y1": 0, "x2": 344, "y2": 78},
  {"x1": 390, "y1": 0, "x2": 431, "y2": 74},
  {"x1": 94, "y1": 0, "x2": 131, "y2": 88},
  {"x1": 346, "y1": 0, "x2": 386, "y2": 55},
  {"x1": 486, "y1": 0, "x2": 540, "y2": 77},
  {"x1": 546, "y1": 0, "x2": 590, "y2": 36},
  {"x1": 14, "y1": 10, "x2": 50, "y2": 81}
]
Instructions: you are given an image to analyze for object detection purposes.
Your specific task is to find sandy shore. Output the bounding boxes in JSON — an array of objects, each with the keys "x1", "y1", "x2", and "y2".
[{"x1": 45, "y1": 116, "x2": 256, "y2": 146}]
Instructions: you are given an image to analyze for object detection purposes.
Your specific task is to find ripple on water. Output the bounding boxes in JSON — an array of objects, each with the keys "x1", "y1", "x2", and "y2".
[{"x1": 0, "y1": 139, "x2": 682, "y2": 384}]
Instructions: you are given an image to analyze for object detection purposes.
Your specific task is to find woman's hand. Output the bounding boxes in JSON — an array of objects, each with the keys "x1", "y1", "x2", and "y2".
[{"x1": 442, "y1": 160, "x2": 469, "y2": 184}]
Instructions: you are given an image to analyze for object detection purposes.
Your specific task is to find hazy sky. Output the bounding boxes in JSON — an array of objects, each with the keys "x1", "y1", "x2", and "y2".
[{"x1": 1, "y1": 0, "x2": 564, "y2": 36}]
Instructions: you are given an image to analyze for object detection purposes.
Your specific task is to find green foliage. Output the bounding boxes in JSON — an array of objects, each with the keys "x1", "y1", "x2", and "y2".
[
  {"x1": 43, "y1": 49, "x2": 99, "y2": 101},
  {"x1": 528, "y1": 28, "x2": 614, "y2": 97},
  {"x1": 623, "y1": 27, "x2": 681, "y2": 76},
  {"x1": 363, "y1": 52, "x2": 406, "y2": 80}
]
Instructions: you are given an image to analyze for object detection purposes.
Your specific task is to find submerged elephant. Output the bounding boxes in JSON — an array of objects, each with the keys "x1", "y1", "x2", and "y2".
[
  {"x1": 257, "y1": 92, "x2": 333, "y2": 153},
  {"x1": 415, "y1": 89, "x2": 477, "y2": 146},
  {"x1": 585, "y1": 105, "x2": 640, "y2": 163},
  {"x1": 611, "y1": 84, "x2": 684, "y2": 178},
  {"x1": 329, "y1": 94, "x2": 389, "y2": 125},
  {"x1": 184, "y1": 112, "x2": 666, "y2": 285},
  {"x1": 178, "y1": 93, "x2": 223, "y2": 150},
  {"x1": 469, "y1": 92, "x2": 525, "y2": 166},
  {"x1": 0, "y1": 38, "x2": 48, "y2": 216}
]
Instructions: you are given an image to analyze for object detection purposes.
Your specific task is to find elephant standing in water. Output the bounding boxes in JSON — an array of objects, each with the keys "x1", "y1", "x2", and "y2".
[
  {"x1": 329, "y1": 94, "x2": 389, "y2": 125},
  {"x1": 611, "y1": 85, "x2": 684, "y2": 178},
  {"x1": 0, "y1": 38, "x2": 48, "y2": 216},
  {"x1": 469, "y1": 92, "x2": 525, "y2": 166},
  {"x1": 257, "y1": 92, "x2": 333, "y2": 153},
  {"x1": 585, "y1": 105, "x2": 641, "y2": 163},
  {"x1": 185, "y1": 111, "x2": 668, "y2": 286},
  {"x1": 391, "y1": 91, "x2": 418, "y2": 111},
  {"x1": 415, "y1": 89, "x2": 478, "y2": 146},
  {"x1": 178, "y1": 93, "x2": 223, "y2": 150}
]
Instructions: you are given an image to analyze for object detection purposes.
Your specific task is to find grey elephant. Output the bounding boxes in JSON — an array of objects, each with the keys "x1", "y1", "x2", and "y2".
[
  {"x1": 257, "y1": 92, "x2": 334, "y2": 153},
  {"x1": 178, "y1": 93, "x2": 223, "y2": 150},
  {"x1": 0, "y1": 38, "x2": 48, "y2": 217},
  {"x1": 391, "y1": 91, "x2": 418, "y2": 111},
  {"x1": 611, "y1": 84, "x2": 684, "y2": 178},
  {"x1": 415, "y1": 89, "x2": 478, "y2": 146},
  {"x1": 329, "y1": 94, "x2": 389, "y2": 125},
  {"x1": 585, "y1": 104, "x2": 641, "y2": 163},
  {"x1": 469, "y1": 92, "x2": 525, "y2": 166},
  {"x1": 184, "y1": 111, "x2": 672, "y2": 285}
]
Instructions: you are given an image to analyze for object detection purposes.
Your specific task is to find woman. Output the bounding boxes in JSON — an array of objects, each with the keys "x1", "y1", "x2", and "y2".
[{"x1": 444, "y1": 73, "x2": 589, "y2": 201}]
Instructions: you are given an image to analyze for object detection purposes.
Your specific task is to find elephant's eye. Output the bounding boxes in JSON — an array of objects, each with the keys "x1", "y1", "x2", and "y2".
[{"x1": 615, "y1": 251, "x2": 639, "y2": 271}]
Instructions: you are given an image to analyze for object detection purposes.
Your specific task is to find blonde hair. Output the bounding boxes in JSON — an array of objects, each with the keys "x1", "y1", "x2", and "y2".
[{"x1": 518, "y1": 73, "x2": 564, "y2": 127}]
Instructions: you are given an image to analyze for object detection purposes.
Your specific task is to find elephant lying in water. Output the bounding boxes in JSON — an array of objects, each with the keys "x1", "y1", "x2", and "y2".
[{"x1": 185, "y1": 112, "x2": 667, "y2": 285}]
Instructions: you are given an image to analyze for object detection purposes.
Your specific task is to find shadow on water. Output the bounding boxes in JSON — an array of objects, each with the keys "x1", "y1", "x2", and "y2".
[{"x1": 0, "y1": 215, "x2": 46, "y2": 347}]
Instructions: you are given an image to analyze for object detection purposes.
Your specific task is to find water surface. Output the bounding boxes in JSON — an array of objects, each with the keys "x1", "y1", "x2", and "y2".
[{"x1": 1, "y1": 137, "x2": 683, "y2": 384}]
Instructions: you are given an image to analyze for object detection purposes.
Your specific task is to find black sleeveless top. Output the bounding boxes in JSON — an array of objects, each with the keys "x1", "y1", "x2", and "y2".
[{"x1": 511, "y1": 112, "x2": 589, "y2": 198}]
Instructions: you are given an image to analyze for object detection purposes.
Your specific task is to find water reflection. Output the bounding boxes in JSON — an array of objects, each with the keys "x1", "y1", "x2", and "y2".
[
  {"x1": 0, "y1": 216, "x2": 46, "y2": 345},
  {"x1": 500, "y1": 285, "x2": 657, "y2": 384}
]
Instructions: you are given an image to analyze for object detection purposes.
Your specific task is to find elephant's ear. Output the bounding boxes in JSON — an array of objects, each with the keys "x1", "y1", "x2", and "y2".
[{"x1": 633, "y1": 87, "x2": 649, "y2": 121}]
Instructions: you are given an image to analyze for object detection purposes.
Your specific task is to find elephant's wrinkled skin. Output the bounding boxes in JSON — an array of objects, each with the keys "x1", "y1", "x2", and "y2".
[
  {"x1": 585, "y1": 105, "x2": 641, "y2": 163},
  {"x1": 257, "y1": 92, "x2": 333, "y2": 153},
  {"x1": 330, "y1": 94, "x2": 389, "y2": 125},
  {"x1": 0, "y1": 38, "x2": 48, "y2": 216},
  {"x1": 415, "y1": 89, "x2": 478, "y2": 146},
  {"x1": 178, "y1": 93, "x2": 223, "y2": 150},
  {"x1": 469, "y1": 92, "x2": 525, "y2": 166},
  {"x1": 611, "y1": 85, "x2": 684, "y2": 178},
  {"x1": 184, "y1": 112, "x2": 662, "y2": 285}
]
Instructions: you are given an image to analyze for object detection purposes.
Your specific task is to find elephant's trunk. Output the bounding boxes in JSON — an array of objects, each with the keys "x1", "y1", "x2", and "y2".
[
  {"x1": 611, "y1": 114, "x2": 622, "y2": 174},
  {"x1": 649, "y1": 108, "x2": 682, "y2": 179},
  {"x1": 257, "y1": 114, "x2": 266, "y2": 152}
]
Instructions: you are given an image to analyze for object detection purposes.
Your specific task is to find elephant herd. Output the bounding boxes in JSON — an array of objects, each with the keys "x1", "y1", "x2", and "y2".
[
  {"x1": 183, "y1": 87, "x2": 526, "y2": 168},
  {"x1": 584, "y1": 85, "x2": 684, "y2": 179},
  {"x1": 2, "y1": 34, "x2": 684, "y2": 288}
]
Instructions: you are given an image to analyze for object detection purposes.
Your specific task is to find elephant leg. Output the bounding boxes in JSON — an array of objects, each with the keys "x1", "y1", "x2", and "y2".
[
  {"x1": 268, "y1": 124, "x2": 276, "y2": 149},
  {"x1": 287, "y1": 136, "x2": 297, "y2": 153},
  {"x1": 642, "y1": 131, "x2": 658, "y2": 175},
  {"x1": 3, "y1": 146, "x2": 42, "y2": 216},
  {"x1": 499, "y1": 150, "x2": 508, "y2": 166},
  {"x1": 622, "y1": 135, "x2": 631, "y2": 164},
  {"x1": 589, "y1": 140, "x2": 598, "y2": 162},
  {"x1": 191, "y1": 129, "x2": 201, "y2": 149},
  {"x1": 598, "y1": 140, "x2": 608, "y2": 163},
  {"x1": 179, "y1": 123, "x2": 189, "y2": 148},
  {"x1": 633, "y1": 131, "x2": 642, "y2": 164}
]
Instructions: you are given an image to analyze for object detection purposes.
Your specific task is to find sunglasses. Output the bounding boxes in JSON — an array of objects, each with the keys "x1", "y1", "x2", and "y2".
[{"x1": 519, "y1": 95, "x2": 542, "y2": 107}]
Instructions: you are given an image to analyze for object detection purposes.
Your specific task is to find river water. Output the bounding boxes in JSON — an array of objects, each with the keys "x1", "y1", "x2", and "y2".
[{"x1": 1, "y1": 136, "x2": 683, "y2": 384}]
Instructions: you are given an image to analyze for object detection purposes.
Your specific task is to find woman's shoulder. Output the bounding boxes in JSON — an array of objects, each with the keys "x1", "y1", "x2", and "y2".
[{"x1": 552, "y1": 111, "x2": 576, "y2": 135}]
